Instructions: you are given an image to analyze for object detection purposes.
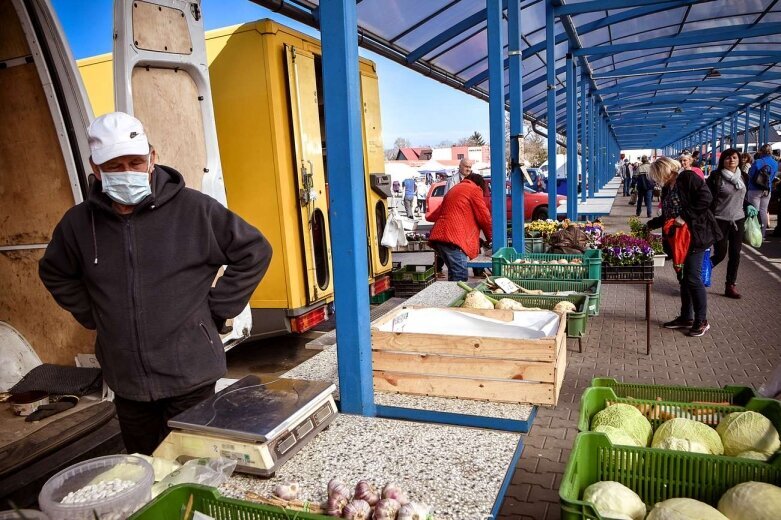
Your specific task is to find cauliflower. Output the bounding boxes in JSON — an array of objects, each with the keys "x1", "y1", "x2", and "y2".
[
  {"x1": 553, "y1": 301, "x2": 577, "y2": 313},
  {"x1": 495, "y1": 298, "x2": 525, "y2": 310},
  {"x1": 461, "y1": 291, "x2": 494, "y2": 310}
]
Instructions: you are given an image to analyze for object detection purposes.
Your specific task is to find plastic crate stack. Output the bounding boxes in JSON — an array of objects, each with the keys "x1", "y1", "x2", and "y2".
[
  {"x1": 559, "y1": 377, "x2": 781, "y2": 520},
  {"x1": 390, "y1": 262, "x2": 436, "y2": 297}
]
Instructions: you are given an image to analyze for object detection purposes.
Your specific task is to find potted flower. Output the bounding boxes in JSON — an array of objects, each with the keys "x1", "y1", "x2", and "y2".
[
  {"x1": 524, "y1": 219, "x2": 560, "y2": 253},
  {"x1": 599, "y1": 233, "x2": 655, "y2": 280},
  {"x1": 628, "y1": 216, "x2": 665, "y2": 267}
]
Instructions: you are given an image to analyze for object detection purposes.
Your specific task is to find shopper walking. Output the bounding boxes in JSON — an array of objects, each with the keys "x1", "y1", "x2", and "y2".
[
  {"x1": 679, "y1": 150, "x2": 704, "y2": 179},
  {"x1": 707, "y1": 148, "x2": 754, "y2": 299},
  {"x1": 427, "y1": 173, "x2": 492, "y2": 282},
  {"x1": 647, "y1": 157, "x2": 721, "y2": 337},
  {"x1": 746, "y1": 144, "x2": 778, "y2": 238},
  {"x1": 416, "y1": 177, "x2": 428, "y2": 215},
  {"x1": 621, "y1": 159, "x2": 632, "y2": 196},
  {"x1": 739, "y1": 153, "x2": 753, "y2": 185},
  {"x1": 402, "y1": 175, "x2": 417, "y2": 218},
  {"x1": 635, "y1": 156, "x2": 655, "y2": 217}
]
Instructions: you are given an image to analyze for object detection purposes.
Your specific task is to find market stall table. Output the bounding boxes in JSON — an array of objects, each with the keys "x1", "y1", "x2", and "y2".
[
  {"x1": 601, "y1": 278, "x2": 653, "y2": 355},
  {"x1": 220, "y1": 413, "x2": 523, "y2": 520}
]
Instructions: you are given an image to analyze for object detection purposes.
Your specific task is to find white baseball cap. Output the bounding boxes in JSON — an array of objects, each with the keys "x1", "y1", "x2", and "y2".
[{"x1": 87, "y1": 112, "x2": 149, "y2": 165}]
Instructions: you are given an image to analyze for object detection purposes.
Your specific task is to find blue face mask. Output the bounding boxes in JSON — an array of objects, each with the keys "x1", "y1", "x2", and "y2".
[{"x1": 100, "y1": 156, "x2": 152, "y2": 205}]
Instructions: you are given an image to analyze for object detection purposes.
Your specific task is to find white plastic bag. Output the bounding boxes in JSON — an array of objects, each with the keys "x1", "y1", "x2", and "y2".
[
  {"x1": 381, "y1": 210, "x2": 408, "y2": 248},
  {"x1": 151, "y1": 457, "x2": 237, "y2": 497}
]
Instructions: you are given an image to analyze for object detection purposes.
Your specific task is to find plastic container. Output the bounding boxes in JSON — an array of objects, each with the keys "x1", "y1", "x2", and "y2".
[
  {"x1": 524, "y1": 236, "x2": 545, "y2": 253},
  {"x1": 590, "y1": 377, "x2": 758, "y2": 405},
  {"x1": 370, "y1": 289, "x2": 394, "y2": 304},
  {"x1": 391, "y1": 263, "x2": 435, "y2": 282},
  {"x1": 491, "y1": 248, "x2": 602, "y2": 280},
  {"x1": 451, "y1": 292, "x2": 589, "y2": 338},
  {"x1": 601, "y1": 261, "x2": 654, "y2": 281},
  {"x1": 476, "y1": 277, "x2": 602, "y2": 316},
  {"x1": 560, "y1": 432, "x2": 781, "y2": 520},
  {"x1": 129, "y1": 484, "x2": 330, "y2": 519},
  {"x1": 39, "y1": 455, "x2": 153, "y2": 520}
]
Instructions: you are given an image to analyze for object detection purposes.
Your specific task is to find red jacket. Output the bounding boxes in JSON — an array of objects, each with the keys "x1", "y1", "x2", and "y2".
[{"x1": 426, "y1": 180, "x2": 492, "y2": 259}]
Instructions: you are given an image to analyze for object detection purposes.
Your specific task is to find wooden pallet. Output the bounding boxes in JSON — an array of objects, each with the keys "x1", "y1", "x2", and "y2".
[{"x1": 370, "y1": 306, "x2": 567, "y2": 406}]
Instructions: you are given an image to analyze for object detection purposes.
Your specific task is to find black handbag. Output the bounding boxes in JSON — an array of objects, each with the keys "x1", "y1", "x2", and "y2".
[{"x1": 754, "y1": 164, "x2": 772, "y2": 190}]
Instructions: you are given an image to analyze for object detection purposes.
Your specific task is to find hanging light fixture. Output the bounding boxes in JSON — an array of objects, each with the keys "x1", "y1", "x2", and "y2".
[{"x1": 706, "y1": 68, "x2": 721, "y2": 78}]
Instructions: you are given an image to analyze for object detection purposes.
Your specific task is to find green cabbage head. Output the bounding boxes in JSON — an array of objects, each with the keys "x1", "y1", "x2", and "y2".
[
  {"x1": 594, "y1": 425, "x2": 643, "y2": 447},
  {"x1": 646, "y1": 498, "x2": 728, "y2": 520},
  {"x1": 653, "y1": 437, "x2": 709, "y2": 454},
  {"x1": 736, "y1": 450, "x2": 769, "y2": 461},
  {"x1": 716, "y1": 411, "x2": 780, "y2": 457},
  {"x1": 582, "y1": 481, "x2": 645, "y2": 520},
  {"x1": 651, "y1": 418, "x2": 723, "y2": 455},
  {"x1": 591, "y1": 404, "x2": 652, "y2": 447},
  {"x1": 717, "y1": 482, "x2": 781, "y2": 520}
]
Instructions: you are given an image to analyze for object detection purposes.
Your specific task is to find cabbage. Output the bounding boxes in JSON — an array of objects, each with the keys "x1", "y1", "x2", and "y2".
[
  {"x1": 736, "y1": 450, "x2": 769, "y2": 461},
  {"x1": 582, "y1": 481, "x2": 646, "y2": 520},
  {"x1": 651, "y1": 418, "x2": 724, "y2": 455},
  {"x1": 717, "y1": 481, "x2": 781, "y2": 520},
  {"x1": 653, "y1": 437, "x2": 710, "y2": 454},
  {"x1": 594, "y1": 425, "x2": 643, "y2": 447},
  {"x1": 592, "y1": 404, "x2": 652, "y2": 447},
  {"x1": 646, "y1": 498, "x2": 728, "y2": 520},
  {"x1": 716, "y1": 411, "x2": 780, "y2": 457}
]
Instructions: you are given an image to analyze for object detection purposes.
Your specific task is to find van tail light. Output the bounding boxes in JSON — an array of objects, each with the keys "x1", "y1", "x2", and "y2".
[
  {"x1": 370, "y1": 275, "x2": 391, "y2": 296},
  {"x1": 290, "y1": 306, "x2": 328, "y2": 333}
]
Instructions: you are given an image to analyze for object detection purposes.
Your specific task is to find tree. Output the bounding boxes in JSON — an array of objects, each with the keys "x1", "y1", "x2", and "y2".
[
  {"x1": 393, "y1": 137, "x2": 411, "y2": 149},
  {"x1": 435, "y1": 139, "x2": 454, "y2": 148},
  {"x1": 523, "y1": 132, "x2": 548, "y2": 167},
  {"x1": 456, "y1": 131, "x2": 486, "y2": 147}
]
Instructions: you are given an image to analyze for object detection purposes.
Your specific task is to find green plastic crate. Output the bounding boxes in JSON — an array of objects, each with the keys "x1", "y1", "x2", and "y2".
[
  {"x1": 559, "y1": 433, "x2": 781, "y2": 520},
  {"x1": 370, "y1": 289, "x2": 394, "y2": 304},
  {"x1": 577, "y1": 387, "x2": 781, "y2": 456},
  {"x1": 491, "y1": 248, "x2": 602, "y2": 280},
  {"x1": 476, "y1": 277, "x2": 602, "y2": 316},
  {"x1": 524, "y1": 236, "x2": 545, "y2": 253},
  {"x1": 391, "y1": 263, "x2": 435, "y2": 282},
  {"x1": 591, "y1": 377, "x2": 758, "y2": 405},
  {"x1": 130, "y1": 484, "x2": 331, "y2": 519},
  {"x1": 451, "y1": 293, "x2": 589, "y2": 338}
]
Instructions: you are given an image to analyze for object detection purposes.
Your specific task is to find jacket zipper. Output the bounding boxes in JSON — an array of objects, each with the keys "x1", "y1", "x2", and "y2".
[
  {"x1": 199, "y1": 322, "x2": 213, "y2": 345},
  {"x1": 126, "y1": 218, "x2": 152, "y2": 397}
]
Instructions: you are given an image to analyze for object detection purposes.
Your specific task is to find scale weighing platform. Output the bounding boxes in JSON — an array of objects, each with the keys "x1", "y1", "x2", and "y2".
[{"x1": 154, "y1": 376, "x2": 337, "y2": 476}]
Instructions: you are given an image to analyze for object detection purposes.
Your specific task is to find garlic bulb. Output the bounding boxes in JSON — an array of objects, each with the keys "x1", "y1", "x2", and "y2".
[
  {"x1": 354, "y1": 480, "x2": 380, "y2": 506},
  {"x1": 381, "y1": 482, "x2": 409, "y2": 505},
  {"x1": 342, "y1": 499, "x2": 372, "y2": 520},
  {"x1": 272, "y1": 481, "x2": 299, "y2": 501},
  {"x1": 328, "y1": 478, "x2": 351, "y2": 501},
  {"x1": 327, "y1": 495, "x2": 349, "y2": 517},
  {"x1": 374, "y1": 498, "x2": 401, "y2": 520},
  {"x1": 397, "y1": 502, "x2": 430, "y2": 520}
]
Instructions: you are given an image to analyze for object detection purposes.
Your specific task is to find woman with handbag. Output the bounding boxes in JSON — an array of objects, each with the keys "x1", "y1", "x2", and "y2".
[
  {"x1": 707, "y1": 148, "x2": 755, "y2": 299},
  {"x1": 647, "y1": 158, "x2": 721, "y2": 337},
  {"x1": 635, "y1": 156, "x2": 654, "y2": 217},
  {"x1": 746, "y1": 144, "x2": 779, "y2": 238}
]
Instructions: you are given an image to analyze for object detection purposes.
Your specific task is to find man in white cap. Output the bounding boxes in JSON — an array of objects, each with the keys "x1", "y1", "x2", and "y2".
[{"x1": 39, "y1": 112, "x2": 272, "y2": 455}]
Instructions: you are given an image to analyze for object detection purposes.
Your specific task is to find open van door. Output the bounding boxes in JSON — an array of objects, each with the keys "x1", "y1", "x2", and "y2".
[
  {"x1": 0, "y1": 0, "x2": 95, "y2": 365},
  {"x1": 113, "y1": 0, "x2": 251, "y2": 348}
]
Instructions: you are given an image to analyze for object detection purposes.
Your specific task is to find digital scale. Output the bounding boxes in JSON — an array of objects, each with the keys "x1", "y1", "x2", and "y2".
[{"x1": 154, "y1": 376, "x2": 337, "y2": 476}]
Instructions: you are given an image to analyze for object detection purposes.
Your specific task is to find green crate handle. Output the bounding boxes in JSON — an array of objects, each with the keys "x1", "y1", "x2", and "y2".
[{"x1": 590, "y1": 377, "x2": 758, "y2": 405}]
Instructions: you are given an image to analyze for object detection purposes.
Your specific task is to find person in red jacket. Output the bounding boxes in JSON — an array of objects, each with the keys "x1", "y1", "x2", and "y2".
[{"x1": 426, "y1": 173, "x2": 492, "y2": 281}]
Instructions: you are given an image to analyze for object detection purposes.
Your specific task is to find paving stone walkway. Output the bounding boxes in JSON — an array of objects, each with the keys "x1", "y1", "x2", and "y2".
[{"x1": 497, "y1": 190, "x2": 781, "y2": 519}]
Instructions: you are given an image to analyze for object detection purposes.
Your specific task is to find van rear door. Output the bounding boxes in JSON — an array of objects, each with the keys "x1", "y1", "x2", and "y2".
[{"x1": 113, "y1": 0, "x2": 251, "y2": 348}]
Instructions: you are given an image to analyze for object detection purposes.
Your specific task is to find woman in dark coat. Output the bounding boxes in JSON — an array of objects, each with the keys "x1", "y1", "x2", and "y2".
[{"x1": 647, "y1": 157, "x2": 722, "y2": 337}]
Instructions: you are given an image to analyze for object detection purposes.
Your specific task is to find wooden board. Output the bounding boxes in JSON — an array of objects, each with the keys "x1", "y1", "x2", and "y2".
[
  {"x1": 131, "y1": 66, "x2": 206, "y2": 190},
  {"x1": 0, "y1": 0, "x2": 30, "y2": 62},
  {"x1": 371, "y1": 330, "x2": 555, "y2": 362},
  {"x1": 0, "y1": 249, "x2": 95, "y2": 364},
  {"x1": 373, "y1": 371, "x2": 555, "y2": 405},
  {"x1": 0, "y1": 64, "x2": 75, "y2": 246},
  {"x1": 372, "y1": 350, "x2": 555, "y2": 382},
  {"x1": 132, "y1": 0, "x2": 192, "y2": 54}
]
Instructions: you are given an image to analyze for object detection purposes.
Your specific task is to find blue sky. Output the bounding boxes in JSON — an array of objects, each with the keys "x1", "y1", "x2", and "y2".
[{"x1": 51, "y1": 0, "x2": 490, "y2": 149}]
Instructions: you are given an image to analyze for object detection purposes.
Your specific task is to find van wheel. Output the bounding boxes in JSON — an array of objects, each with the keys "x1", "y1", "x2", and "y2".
[{"x1": 532, "y1": 206, "x2": 548, "y2": 221}]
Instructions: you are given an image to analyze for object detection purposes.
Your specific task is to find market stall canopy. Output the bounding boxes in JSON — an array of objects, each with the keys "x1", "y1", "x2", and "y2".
[{"x1": 251, "y1": 0, "x2": 781, "y2": 150}]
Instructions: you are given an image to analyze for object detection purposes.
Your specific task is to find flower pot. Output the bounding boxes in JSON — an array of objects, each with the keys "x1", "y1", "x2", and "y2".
[{"x1": 653, "y1": 254, "x2": 666, "y2": 267}]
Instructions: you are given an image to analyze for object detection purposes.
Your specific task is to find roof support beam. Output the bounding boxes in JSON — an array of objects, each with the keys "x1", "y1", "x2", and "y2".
[
  {"x1": 488, "y1": 0, "x2": 507, "y2": 250},
  {"x1": 598, "y1": 73, "x2": 781, "y2": 95},
  {"x1": 574, "y1": 23, "x2": 781, "y2": 57},
  {"x1": 546, "y1": 0, "x2": 558, "y2": 219},
  {"x1": 556, "y1": 0, "x2": 712, "y2": 17},
  {"x1": 509, "y1": 0, "x2": 525, "y2": 251},
  {"x1": 594, "y1": 57, "x2": 778, "y2": 81}
]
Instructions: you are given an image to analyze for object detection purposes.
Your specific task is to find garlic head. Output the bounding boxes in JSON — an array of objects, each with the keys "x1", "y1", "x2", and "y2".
[
  {"x1": 381, "y1": 482, "x2": 409, "y2": 505},
  {"x1": 354, "y1": 480, "x2": 380, "y2": 506},
  {"x1": 374, "y1": 498, "x2": 401, "y2": 520},
  {"x1": 342, "y1": 499, "x2": 372, "y2": 520},
  {"x1": 328, "y1": 478, "x2": 351, "y2": 501},
  {"x1": 272, "y1": 481, "x2": 299, "y2": 501},
  {"x1": 397, "y1": 502, "x2": 430, "y2": 520},
  {"x1": 327, "y1": 495, "x2": 348, "y2": 517}
]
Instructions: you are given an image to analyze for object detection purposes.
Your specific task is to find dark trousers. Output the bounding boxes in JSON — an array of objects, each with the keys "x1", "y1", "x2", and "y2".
[
  {"x1": 114, "y1": 382, "x2": 215, "y2": 455},
  {"x1": 712, "y1": 218, "x2": 744, "y2": 285},
  {"x1": 636, "y1": 189, "x2": 653, "y2": 217},
  {"x1": 431, "y1": 241, "x2": 469, "y2": 281},
  {"x1": 680, "y1": 249, "x2": 707, "y2": 323}
]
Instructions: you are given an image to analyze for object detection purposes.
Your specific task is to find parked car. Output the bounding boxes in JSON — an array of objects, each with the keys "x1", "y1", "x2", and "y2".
[{"x1": 425, "y1": 178, "x2": 566, "y2": 221}]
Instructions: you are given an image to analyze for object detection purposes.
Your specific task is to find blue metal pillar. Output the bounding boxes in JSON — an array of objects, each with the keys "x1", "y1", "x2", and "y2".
[
  {"x1": 566, "y1": 54, "x2": 577, "y2": 220},
  {"x1": 580, "y1": 69, "x2": 587, "y2": 203},
  {"x1": 487, "y1": 0, "x2": 506, "y2": 248},
  {"x1": 745, "y1": 108, "x2": 750, "y2": 151},
  {"x1": 711, "y1": 125, "x2": 717, "y2": 170},
  {"x1": 588, "y1": 93, "x2": 595, "y2": 198},
  {"x1": 546, "y1": 0, "x2": 557, "y2": 219},
  {"x1": 764, "y1": 103, "x2": 771, "y2": 147},
  {"x1": 320, "y1": 0, "x2": 375, "y2": 416},
  {"x1": 720, "y1": 119, "x2": 725, "y2": 151},
  {"x1": 731, "y1": 114, "x2": 737, "y2": 148},
  {"x1": 508, "y1": 0, "x2": 524, "y2": 250},
  {"x1": 593, "y1": 107, "x2": 600, "y2": 192},
  {"x1": 759, "y1": 104, "x2": 766, "y2": 146}
]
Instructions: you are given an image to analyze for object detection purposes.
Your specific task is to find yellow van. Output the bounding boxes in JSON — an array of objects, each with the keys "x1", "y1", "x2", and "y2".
[{"x1": 78, "y1": 19, "x2": 393, "y2": 337}]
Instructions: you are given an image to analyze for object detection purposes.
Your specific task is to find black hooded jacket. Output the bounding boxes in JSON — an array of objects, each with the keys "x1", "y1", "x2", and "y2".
[{"x1": 39, "y1": 165, "x2": 272, "y2": 401}]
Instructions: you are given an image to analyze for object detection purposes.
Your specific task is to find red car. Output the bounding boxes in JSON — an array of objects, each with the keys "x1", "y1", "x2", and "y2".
[{"x1": 425, "y1": 178, "x2": 566, "y2": 221}]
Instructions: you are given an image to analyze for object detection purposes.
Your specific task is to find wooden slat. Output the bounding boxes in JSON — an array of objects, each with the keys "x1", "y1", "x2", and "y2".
[
  {"x1": 553, "y1": 332, "x2": 567, "y2": 406},
  {"x1": 373, "y1": 371, "x2": 555, "y2": 405},
  {"x1": 0, "y1": 0, "x2": 30, "y2": 63},
  {"x1": 371, "y1": 330, "x2": 555, "y2": 361},
  {"x1": 372, "y1": 351, "x2": 555, "y2": 382},
  {"x1": 131, "y1": 66, "x2": 206, "y2": 190},
  {"x1": 132, "y1": 0, "x2": 192, "y2": 54}
]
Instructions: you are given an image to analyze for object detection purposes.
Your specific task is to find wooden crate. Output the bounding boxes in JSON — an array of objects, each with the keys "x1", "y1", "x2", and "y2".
[{"x1": 370, "y1": 306, "x2": 567, "y2": 406}]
